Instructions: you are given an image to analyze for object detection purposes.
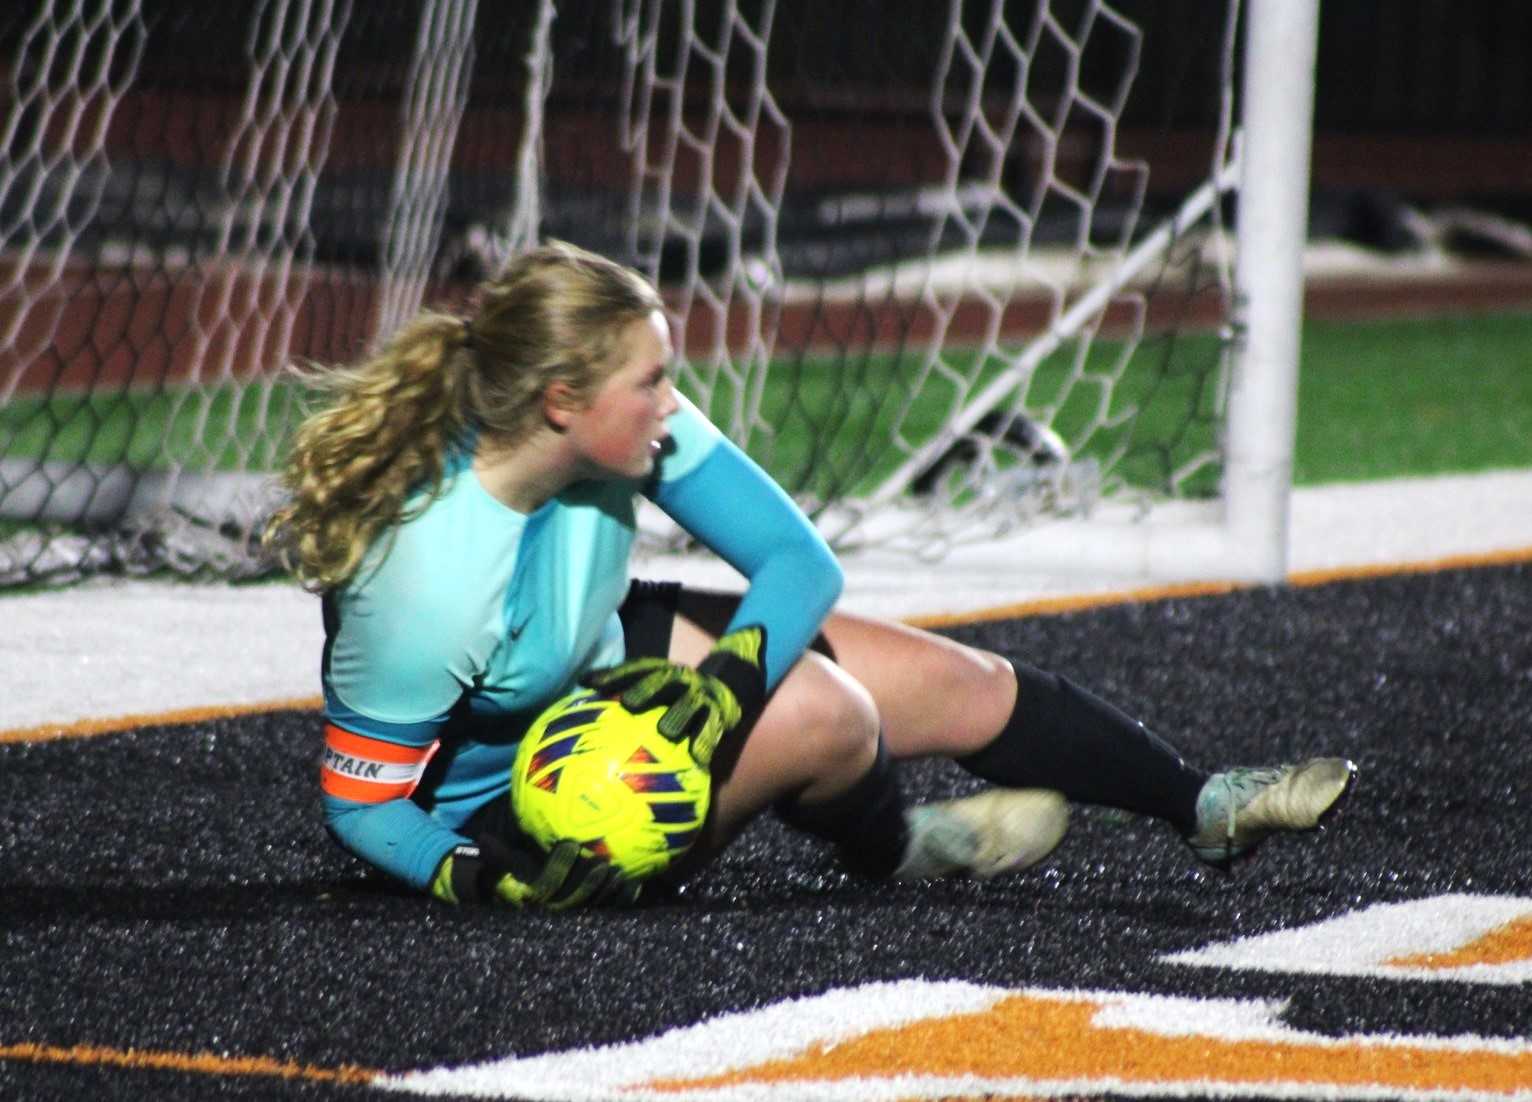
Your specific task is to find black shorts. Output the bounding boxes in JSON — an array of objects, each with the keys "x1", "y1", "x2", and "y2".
[
  {"x1": 616, "y1": 578, "x2": 836, "y2": 663},
  {"x1": 615, "y1": 578, "x2": 687, "y2": 660}
]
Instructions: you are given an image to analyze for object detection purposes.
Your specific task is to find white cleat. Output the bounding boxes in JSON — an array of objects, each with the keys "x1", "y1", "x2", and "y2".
[
  {"x1": 897, "y1": 788, "x2": 1068, "y2": 880},
  {"x1": 1187, "y1": 757, "x2": 1357, "y2": 867}
]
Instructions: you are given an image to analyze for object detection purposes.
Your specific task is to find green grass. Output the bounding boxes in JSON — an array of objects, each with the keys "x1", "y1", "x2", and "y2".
[
  {"x1": 731, "y1": 310, "x2": 1532, "y2": 498},
  {"x1": 4, "y1": 312, "x2": 1531, "y2": 492},
  {"x1": 1294, "y1": 312, "x2": 1532, "y2": 484},
  {"x1": 741, "y1": 327, "x2": 1226, "y2": 499},
  {"x1": 0, "y1": 383, "x2": 303, "y2": 471}
]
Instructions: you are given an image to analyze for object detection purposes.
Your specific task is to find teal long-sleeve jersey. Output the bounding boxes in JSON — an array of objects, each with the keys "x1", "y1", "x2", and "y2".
[{"x1": 317, "y1": 395, "x2": 843, "y2": 890}]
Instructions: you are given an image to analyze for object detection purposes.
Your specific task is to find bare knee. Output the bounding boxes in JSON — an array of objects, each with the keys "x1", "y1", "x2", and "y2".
[
  {"x1": 818, "y1": 611, "x2": 1018, "y2": 759},
  {"x1": 944, "y1": 647, "x2": 1018, "y2": 753},
  {"x1": 768, "y1": 654, "x2": 881, "y2": 801},
  {"x1": 891, "y1": 643, "x2": 1017, "y2": 757}
]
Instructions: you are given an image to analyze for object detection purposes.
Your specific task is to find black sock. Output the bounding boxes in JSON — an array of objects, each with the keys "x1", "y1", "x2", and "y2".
[
  {"x1": 957, "y1": 659, "x2": 1207, "y2": 834},
  {"x1": 774, "y1": 737, "x2": 909, "y2": 877}
]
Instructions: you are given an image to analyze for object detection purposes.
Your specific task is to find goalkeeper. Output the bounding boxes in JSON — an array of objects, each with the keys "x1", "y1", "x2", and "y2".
[{"x1": 266, "y1": 241, "x2": 1355, "y2": 910}]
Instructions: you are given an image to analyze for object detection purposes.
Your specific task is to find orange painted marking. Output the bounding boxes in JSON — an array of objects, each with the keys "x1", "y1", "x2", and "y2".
[
  {"x1": 0, "y1": 697, "x2": 324, "y2": 744},
  {"x1": 1388, "y1": 914, "x2": 1532, "y2": 970},
  {"x1": 646, "y1": 991, "x2": 1532, "y2": 1097},
  {"x1": 905, "y1": 581, "x2": 1243, "y2": 629},
  {"x1": 905, "y1": 545, "x2": 1532, "y2": 630},
  {"x1": 7, "y1": 547, "x2": 1530, "y2": 741},
  {"x1": 1289, "y1": 545, "x2": 1532, "y2": 590},
  {"x1": 0, "y1": 1041, "x2": 376, "y2": 1085}
]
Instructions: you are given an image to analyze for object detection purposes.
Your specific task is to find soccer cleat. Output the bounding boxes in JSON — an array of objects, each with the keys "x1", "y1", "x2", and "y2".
[
  {"x1": 896, "y1": 788, "x2": 1068, "y2": 880},
  {"x1": 1187, "y1": 757, "x2": 1357, "y2": 867}
]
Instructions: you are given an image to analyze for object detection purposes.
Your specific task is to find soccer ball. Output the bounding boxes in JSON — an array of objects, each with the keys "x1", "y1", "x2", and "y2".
[{"x1": 511, "y1": 688, "x2": 711, "y2": 880}]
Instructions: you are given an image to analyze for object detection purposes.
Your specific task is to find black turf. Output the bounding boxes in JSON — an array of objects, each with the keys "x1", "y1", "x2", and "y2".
[{"x1": 3, "y1": 561, "x2": 1529, "y2": 1100}]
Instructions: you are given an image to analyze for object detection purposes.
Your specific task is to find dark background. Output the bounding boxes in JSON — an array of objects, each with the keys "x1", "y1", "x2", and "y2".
[
  {"x1": 2, "y1": 0, "x2": 1525, "y2": 227},
  {"x1": 3, "y1": 559, "x2": 1529, "y2": 1099}
]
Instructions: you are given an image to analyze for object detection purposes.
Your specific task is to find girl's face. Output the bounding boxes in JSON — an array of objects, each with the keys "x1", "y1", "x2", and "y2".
[{"x1": 566, "y1": 309, "x2": 679, "y2": 480}]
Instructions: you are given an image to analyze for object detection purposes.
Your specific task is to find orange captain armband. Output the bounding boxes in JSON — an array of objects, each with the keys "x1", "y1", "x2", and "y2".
[{"x1": 320, "y1": 724, "x2": 439, "y2": 804}]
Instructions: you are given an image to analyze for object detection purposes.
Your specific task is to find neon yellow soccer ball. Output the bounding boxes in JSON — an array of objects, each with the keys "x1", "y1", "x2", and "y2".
[{"x1": 511, "y1": 688, "x2": 711, "y2": 880}]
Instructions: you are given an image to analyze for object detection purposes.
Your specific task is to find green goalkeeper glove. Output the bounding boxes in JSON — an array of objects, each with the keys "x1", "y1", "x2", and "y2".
[
  {"x1": 581, "y1": 625, "x2": 768, "y2": 768},
  {"x1": 430, "y1": 832, "x2": 638, "y2": 910}
]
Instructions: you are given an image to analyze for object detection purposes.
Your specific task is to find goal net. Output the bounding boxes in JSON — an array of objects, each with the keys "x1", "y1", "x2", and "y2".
[{"x1": 0, "y1": 0, "x2": 1314, "y2": 586}]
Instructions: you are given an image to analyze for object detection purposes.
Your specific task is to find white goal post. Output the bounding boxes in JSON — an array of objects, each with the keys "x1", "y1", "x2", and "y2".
[
  {"x1": 0, "y1": 0, "x2": 1317, "y2": 587},
  {"x1": 997, "y1": 0, "x2": 1316, "y2": 582}
]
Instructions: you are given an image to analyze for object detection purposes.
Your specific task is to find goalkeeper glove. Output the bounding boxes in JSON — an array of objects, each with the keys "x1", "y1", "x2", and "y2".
[
  {"x1": 581, "y1": 625, "x2": 767, "y2": 768},
  {"x1": 429, "y1": 831, "x2": 638, "y2": 910}
]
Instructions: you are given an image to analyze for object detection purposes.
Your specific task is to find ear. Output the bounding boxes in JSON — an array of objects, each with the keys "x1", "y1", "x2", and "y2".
[{"x1": 542, "y1": 380, "x2": 583, "y2": 430}]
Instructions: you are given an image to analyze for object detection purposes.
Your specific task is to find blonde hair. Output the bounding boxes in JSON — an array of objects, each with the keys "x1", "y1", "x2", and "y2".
[{"x1": 265, "y1": 241, "x2": 664, "y2": 591}]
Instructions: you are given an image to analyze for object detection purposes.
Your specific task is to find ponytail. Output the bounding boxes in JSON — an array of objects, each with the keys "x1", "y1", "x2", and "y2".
[
  {"x1": 265, "y1": 311, "x2": 470, "y2": 591},
  {"x1": 267, "y1": 241, "x2": 665, "y2": 592}
]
